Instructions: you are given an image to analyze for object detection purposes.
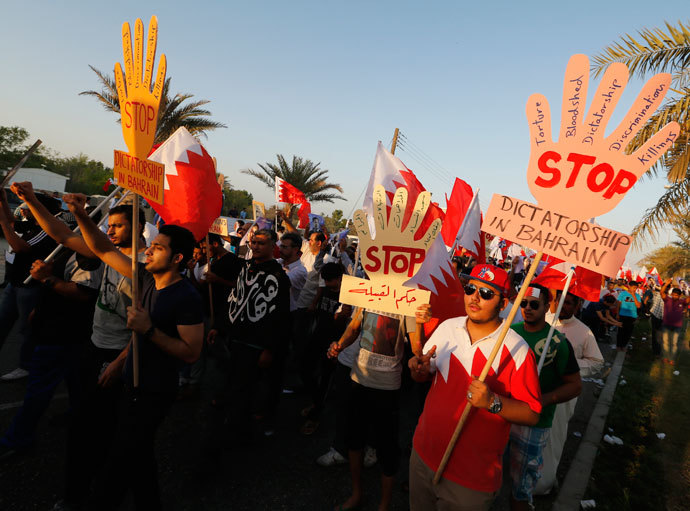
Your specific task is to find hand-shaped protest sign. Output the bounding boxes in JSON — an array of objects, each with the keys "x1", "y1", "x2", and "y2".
[
  {"x1": 526, "y1": 54, "x2": 679, "y2": 219},
  {"x1": 112, "y1": 16, "x2": 166, "y2": 205},
  {"x1": 115, "y1": 16, "x2": 166, "y2": 160},
  {"x1": 353, "y1": 185, "x2": 442, "y2": 286},
  {"x1": 342, "y1": 185, "x2": 441, "y2": 316}
]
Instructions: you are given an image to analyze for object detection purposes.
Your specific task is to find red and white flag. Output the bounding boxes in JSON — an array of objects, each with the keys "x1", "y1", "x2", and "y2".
[
  {"x1": 275, "y1": 176, "x2": 311, "y2": 228},
  {"x1": 533, "y1": 259, "x2": 602, "y2": 302},
  {"x1": 148, "y1": 127, "x2": 223, "y2": 241}
]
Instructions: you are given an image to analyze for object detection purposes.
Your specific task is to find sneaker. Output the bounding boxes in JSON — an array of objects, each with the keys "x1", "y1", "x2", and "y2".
[
  {"x1": 0, "y1": 368, "x2": 29, "y2": 381},
  {"x1": 363, "y1": 446, "x2": 377, "y2": 468},
  {"x1": 316, "y1": 447, "x2": 347, "y2": 467}
]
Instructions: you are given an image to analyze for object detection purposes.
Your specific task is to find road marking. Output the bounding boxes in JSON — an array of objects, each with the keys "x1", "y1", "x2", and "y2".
[{"x1": 0, "y1": 393, "x2": 68, "y2": 411}]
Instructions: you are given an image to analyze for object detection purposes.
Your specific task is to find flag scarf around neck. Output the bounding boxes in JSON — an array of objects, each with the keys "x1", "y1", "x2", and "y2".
[
  {"x1": 148, "y1": 127, "x2": 223, "y2": 241},
  {"x1": 275, "y1": 176, "x2": 311, "y2": 229}
]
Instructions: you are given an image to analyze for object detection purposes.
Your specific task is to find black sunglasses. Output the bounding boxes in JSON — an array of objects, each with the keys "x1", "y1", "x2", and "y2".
[
  {"x1": 520, "y1": 299, "x2": 541, "y2": 310},
  {"x1": 464, "y1": 283, "x2": 497, "y2": 300}
]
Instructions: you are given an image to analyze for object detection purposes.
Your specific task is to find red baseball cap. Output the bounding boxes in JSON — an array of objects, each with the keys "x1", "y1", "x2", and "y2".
[{"x1": 462, "y1": 264, "x2": 510, "y2": 294}]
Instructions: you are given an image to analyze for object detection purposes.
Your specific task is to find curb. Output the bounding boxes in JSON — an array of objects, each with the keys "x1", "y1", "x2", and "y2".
[{"x1": 552, "y1": 350, "x2": 626, "y2": 511}]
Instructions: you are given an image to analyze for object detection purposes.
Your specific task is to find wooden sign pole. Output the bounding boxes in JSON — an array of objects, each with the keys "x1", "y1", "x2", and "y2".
[
  {"x1": 131, "y1": 194, "x2": 140, "y2": 388},
  {"x1": 433, "y1": 251, "x2": 543, "y2": 484}
]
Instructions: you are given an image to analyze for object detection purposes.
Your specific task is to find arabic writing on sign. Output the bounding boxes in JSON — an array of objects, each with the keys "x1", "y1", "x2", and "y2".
[{"x1": 349, "y1": 282, "x2": 419, "y2": 309}]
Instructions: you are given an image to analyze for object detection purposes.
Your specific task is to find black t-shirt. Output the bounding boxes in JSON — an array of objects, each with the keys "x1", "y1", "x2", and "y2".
[
  {"x1": 5, "y1": 221, "x2": 57, "y2": 286},
  {"x1": 582, "y1": 301, "x2": 605, "y2": 322},
  {"x1": 311, "y1": 287, "x2": 347, "y2": 341},
  {"x1": 205, "y1": 251, "x2": 243, "y2": 314},
  {"x1": 31, "y1": 251, "x2": 102, "y2": 346},
  {"x1": 124, "y1": 267, "x2": 203, "y2": 393},
  {"x1": 564, "y1": 339, "x2": 581, "y2": 375}
]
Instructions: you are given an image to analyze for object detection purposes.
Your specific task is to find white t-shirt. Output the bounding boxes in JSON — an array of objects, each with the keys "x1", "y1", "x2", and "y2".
[
  {"x1": 350, "y1": 310, "x2": 411, "y2": 391},
  {"x1": 91, "y1": 250, "x2": 147, "y2": 350}
]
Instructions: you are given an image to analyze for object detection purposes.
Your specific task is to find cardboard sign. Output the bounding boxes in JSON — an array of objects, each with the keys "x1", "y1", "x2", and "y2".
[
  {"x1": 209, "y1": 216, "x2": 229, "y2": 236},
  {"x1": 525, "y1": 54, "x2": 679, "y2": 220},
  {"x1": 252, "y1": 200, "x2": 265, "y2": 220},
  {"x1": 113, "y1": 149, "x2": 164, "y2": 204},
  {"x1": 114, "y1": 17, "x2": 167, "y2": 160},
  {"x1": 482, "y1": 194, "x2": 631, "y2": 276},
  {"x1": 353, "y1": 185, "x2": 441, "y2": 287},
  {"x1": 339, "y1": 275, "x2": 431, "y2": 317}
]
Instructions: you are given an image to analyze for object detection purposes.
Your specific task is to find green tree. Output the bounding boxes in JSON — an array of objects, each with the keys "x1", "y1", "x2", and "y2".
[
  {"x1": 593, "y1": 21, "x2": 690, "y2": 243},
  {"x1": 641, "y1": 211, "x2": 690, "y2": 277},
  {"x1": 222, "y1": 188, "x2": 253, "y2": 217},
  {"x1": 323, "y1": 209, "x2": 348, "y2": 232},
  {"x1": 52, "y1": 154, "x2": 113, "y2": 195},
  {"x1": 0, "y1": 126, "x2": 55, "y2": 170},
  {"x1": 80, "y1": 66, "x2": 227, "y2": 144},
  {"x1": 242, "y1": 154, "x2": 344, "y2": 203}
]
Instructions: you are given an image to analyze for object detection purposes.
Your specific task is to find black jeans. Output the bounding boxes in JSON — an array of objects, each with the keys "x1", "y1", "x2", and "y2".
[
  {"x1": 91, "y1": 387, "x2": 176, "y2": 511},
  {"x1": 618, "y1": 316, "x2": 636, "y2": 348},
  {"x1": 650, "y1": 315, "x2": 663, "y2": 356},
  {"x1": 345, "y1": 381, "x2": 400, "y2": 476},
  {"x1": 64, "y1": 344, "x2": 123, "y2": 509}
]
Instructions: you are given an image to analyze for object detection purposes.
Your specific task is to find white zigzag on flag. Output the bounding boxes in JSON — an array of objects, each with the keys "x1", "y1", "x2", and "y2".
[{"x1": 150, "y1": 128, "x2": 204, "y2": 191}]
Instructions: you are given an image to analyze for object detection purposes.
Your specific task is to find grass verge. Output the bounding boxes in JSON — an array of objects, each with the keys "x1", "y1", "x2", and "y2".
[{"x1": 586, "y1": 320, "x2": 690, "y2": 511}]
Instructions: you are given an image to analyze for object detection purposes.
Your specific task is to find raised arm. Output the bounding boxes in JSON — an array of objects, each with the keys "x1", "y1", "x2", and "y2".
[
  {"x1": 63, "y1": 193, "x2": 132, "y2": 279},
  {"x1": 0, "y1": 190, "x2": 30, "y2": 253},
  {"x1": 11, "y1": 182, "x2": 95, "y2": 257}
]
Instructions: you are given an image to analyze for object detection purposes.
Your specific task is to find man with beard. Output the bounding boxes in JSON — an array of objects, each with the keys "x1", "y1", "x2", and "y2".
[{"x1": 509, "y1": 284, "x2": 581, "y2": 511}]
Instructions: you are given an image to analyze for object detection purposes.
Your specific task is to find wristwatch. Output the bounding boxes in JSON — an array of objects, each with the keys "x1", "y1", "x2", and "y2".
[
  {"x1": 488, "y1": 393, "x2": 503, "y2": 414},
  {"x1": 143, "y1": 325, "x2": 156, "y2": 340}
]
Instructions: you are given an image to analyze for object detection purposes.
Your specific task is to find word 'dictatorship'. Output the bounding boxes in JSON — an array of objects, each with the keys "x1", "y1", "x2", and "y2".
[
  {"x1": 483, "y1": 194, "x2": 630, "y2": 276},
  {"x1": 113, "y1": 149, "x2": 165, "y2": 204}
]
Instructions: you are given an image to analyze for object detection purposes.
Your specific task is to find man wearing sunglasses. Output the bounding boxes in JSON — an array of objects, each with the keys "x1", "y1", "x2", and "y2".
[
  {"x1": 409, "y1": 264, "x2": 542, "y2": 511},
  {"x1": 509, "y1": 284, "x2": 582, "y2": 511}
]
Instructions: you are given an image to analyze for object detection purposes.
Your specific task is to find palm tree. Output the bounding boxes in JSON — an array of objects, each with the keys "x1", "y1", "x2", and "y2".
[
  {"x1": 80, "y1": 66, "x2": 226, "y2": 144},
  {"x1": 242, "y1": 154, "x2": 344, "y2": 203},
  {"x1": 593, "y1": 21, "x2": 690, "y2": 244}
]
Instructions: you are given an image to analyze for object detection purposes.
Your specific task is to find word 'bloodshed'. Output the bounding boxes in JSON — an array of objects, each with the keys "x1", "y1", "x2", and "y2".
[
  {"x1": 364, "y1": 245, "x2": 425, "y2": 277},
  {"x1": 536, "y1": 151, "x2": 636, "y2": 199},
  {"x1": 122, "y1": 101, "x2": 156, "y2": 136},
  {"x1": 482, "y1": 194, "x2": 631, "y2": 275}
]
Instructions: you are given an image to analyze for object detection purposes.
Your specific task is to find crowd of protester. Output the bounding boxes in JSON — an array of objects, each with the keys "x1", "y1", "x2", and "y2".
[{"x1": 0, "y1": 181, "x2": 687, "y2": 511}]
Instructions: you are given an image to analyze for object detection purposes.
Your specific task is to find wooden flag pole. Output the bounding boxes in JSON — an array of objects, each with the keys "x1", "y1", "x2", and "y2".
[
  {"x1": 433, "y1": 251, "x2": 544, "y2": 485},
  {"x1": 391, "y1": 128, "x2": 399, "y2": 154},
  {"x1": 1, "y1": 140, "x2": 42, "y2": 188},
  {"x1": 23, "y1": 186, "x2": 127, "y2": 284},
  {"x1": 131, "y1": 194, "x2": 140, "y2": 388}
]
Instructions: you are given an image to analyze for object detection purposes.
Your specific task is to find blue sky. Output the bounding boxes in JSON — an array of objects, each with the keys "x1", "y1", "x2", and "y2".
[{"x1": 2, "y1": 1, "x2": 687, "y2": 265}]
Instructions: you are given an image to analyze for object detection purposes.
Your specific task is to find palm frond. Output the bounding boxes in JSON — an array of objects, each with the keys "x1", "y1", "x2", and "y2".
[
  {"x1": 630, "y1": 178, "x2": 690, "y2": 247},
  {"x1": 592, "y1": 21, "x2": 690, "y2": 79},
  {"x1": 81, "y1": 68, "x2": 226, "y2": 143}
]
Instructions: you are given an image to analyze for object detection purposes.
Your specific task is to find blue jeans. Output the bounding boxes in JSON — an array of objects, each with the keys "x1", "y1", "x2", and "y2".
[
  {"x1": 1, "y1": 344, "x2": 82, "y2": 449},
  {"x1": 0, "y1": 282, "x2": 42, "y2": 369}
]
